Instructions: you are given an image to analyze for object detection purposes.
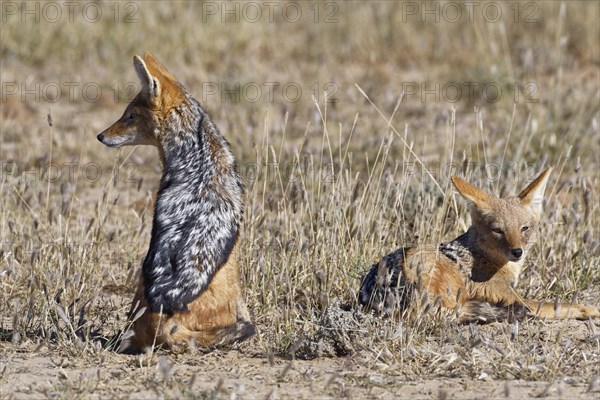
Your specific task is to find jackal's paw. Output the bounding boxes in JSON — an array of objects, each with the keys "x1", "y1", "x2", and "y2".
[{"x1": 575, "y1": 304, "x2": 600, "y2": 319}]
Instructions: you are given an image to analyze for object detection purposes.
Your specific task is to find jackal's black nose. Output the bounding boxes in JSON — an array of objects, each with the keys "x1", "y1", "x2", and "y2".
[
  {"x1": 511, "y1": 248, "x2": 523, "y2": 259},
  {"x1": 97, "y1": 133, "x2": 105, "y2": 142}
]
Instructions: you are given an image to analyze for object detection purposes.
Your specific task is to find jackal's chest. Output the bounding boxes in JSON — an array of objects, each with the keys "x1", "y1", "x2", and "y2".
[{"x1": 465, "y1": 263, "x2": 522, "y2": 304}]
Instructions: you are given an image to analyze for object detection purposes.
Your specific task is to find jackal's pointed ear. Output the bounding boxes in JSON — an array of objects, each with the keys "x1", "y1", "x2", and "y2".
[
  {"x1": 133, "y1": 55, "x2": 161, "y2": 104},
  {"x1": 518, "y1": 167, "x2": 552, "y2": 213},
  {"x1": 451, "y1": 176, "x2": 492, "y2": 211}
]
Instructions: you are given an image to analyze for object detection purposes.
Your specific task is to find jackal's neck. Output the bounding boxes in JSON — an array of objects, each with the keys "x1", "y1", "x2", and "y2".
[
  {"x1": 156, "y1": 98, "x2": 236, "y2": 190},
  {"x1": 152, "y1": 96, "x2": 244, "y2": 229},
  {"x1": 441, "y1": 228, "x2": 522, "y2": 282}
]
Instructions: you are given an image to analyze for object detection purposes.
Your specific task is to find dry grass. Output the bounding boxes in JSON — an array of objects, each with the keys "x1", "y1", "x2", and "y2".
[{"x1": 1, "y1": 1, "x2": 599, "y2": 398}]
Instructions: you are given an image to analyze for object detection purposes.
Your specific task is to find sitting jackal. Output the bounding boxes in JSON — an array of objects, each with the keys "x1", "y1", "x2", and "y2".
[
  {"x1": 98, "y1": 52, "x2": 255, "y2": 352},
  {"x1": 359, "y1": 168, "x2": 599, "y2": 322}
]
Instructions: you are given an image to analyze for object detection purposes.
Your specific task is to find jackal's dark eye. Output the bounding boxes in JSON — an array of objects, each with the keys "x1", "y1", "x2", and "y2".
[
  {"x1": 126, "y1": 112, "x2": 136, "y2": 121},
  {"x1": 492, "y1": 227, "x2": 504, "y2": 235},
  {"x1": 521, "y1": 226, "x2": 530, "y2": 232}
]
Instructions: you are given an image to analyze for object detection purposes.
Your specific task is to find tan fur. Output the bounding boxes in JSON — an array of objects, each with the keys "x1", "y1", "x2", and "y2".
[{"x1": 403, "y1": 246, "x2": 467, "y2": 309}]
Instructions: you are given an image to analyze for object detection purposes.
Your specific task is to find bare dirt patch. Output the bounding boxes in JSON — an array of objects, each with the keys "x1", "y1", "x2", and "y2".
[{"x1": 2, "y1": 315, "x2": 599, "y2": 399}]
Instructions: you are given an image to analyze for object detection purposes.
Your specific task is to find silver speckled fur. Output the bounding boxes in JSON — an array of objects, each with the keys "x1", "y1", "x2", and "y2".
[{"x1": 143, "y1": 97, "x2": 244, "y2": 314}]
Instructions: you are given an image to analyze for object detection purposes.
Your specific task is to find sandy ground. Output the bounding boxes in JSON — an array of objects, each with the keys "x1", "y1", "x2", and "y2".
[
  {"x1": 2, "y1": 352, "x2": 597, "y2": 400},
  {"x1": 2, "y1": 321, "x2": 599, "y2": 400}
]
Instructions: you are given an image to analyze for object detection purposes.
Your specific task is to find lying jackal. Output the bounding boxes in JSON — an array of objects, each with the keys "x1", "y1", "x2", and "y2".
[
  {"x1": 359, "y1": 168, "x2": 599, "y2": 322},
  {"x1": 98, "y1": 52, "x2": 255, "y2": 352}
]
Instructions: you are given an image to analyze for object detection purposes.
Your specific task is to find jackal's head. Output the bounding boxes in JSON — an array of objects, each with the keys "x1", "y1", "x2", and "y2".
[
  {"x1": 97, "y1": 52, "x2": 187, "y2": 147},
  {"x1": 451, "y1": 167, "x2": 552, "y2": 264}
]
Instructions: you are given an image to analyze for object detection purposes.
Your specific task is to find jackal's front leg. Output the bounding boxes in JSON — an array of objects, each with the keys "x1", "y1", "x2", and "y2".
[{"x1": 524, "y1": 299, "x2": 600, "y2": 320}]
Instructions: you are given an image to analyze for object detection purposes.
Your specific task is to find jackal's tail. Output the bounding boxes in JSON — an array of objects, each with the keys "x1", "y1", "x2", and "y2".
[{"x1": 458, "y1": 301, "x2": 529, "y2": 323}]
